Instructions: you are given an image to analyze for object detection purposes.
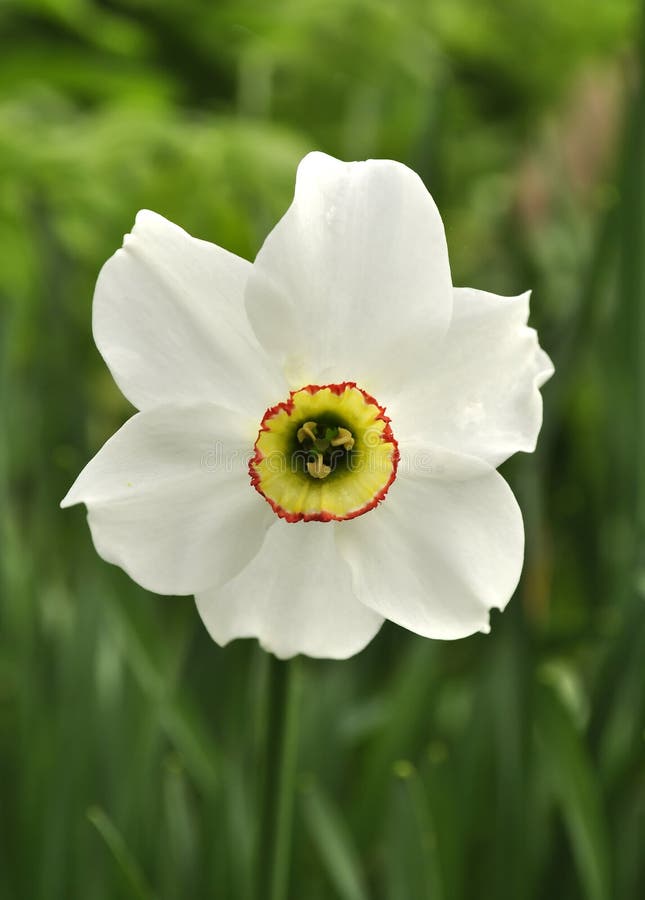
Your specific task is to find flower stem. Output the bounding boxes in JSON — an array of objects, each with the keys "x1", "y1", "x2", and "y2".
[{"x1": 257, "y1": 655, "x2": 302, "y2": 900}]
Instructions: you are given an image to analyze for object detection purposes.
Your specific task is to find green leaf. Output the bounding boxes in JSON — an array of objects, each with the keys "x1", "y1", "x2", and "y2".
[
  {"x1": 535, "y1": 683, "x2": 611, "y2": 900},
  {"x1": 302, "y1": 780, "x2": 369, "y2": 900},
  {"x1": 385, "y1": 762, "x2": 444, "y2": 900},
  {"x1": 87, "y1": 806, "x2": 155, "y2": 900}
]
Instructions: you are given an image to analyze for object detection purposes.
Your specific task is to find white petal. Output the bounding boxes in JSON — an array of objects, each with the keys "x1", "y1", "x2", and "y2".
[
  {"x1": 93, "y1": 210, "x2": 285, "y2": 416},
  {"x1": 195, "y1": 519, "x2": 384, "y2": 659},
  {"x1": 245, "y1": 152, "x2": 452, "y2": 391},
  {"x1": 391, "y1": 288, "x2": 554, "y2": 467},
  {"x1": 336, "y1": 447, "x2": 524, "y2": 639},
  {"x1": 61, "y1": 404, "x2": 274, "y2": 595}
]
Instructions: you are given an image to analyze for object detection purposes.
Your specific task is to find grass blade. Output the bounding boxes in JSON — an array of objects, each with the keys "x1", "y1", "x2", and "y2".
[
  {"x1": 87, "y1": 806, "x2": 155, "y2": 900},
  {"x1": 301, "y1": 780, "x2": 369, "y2": 900}
]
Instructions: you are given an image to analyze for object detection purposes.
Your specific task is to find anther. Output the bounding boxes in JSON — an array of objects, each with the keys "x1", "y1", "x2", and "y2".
[
  {"x1": 330, "y1": 427, "x2": 355, "y2": 450},
  {"x1": 307, "y1": 455, "x2": 332, "y2": 479}
]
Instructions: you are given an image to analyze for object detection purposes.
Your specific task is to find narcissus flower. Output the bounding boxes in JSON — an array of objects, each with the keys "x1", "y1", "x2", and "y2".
[{"x1": 62, "y1": 152, "x2": 553, "y2": 659}]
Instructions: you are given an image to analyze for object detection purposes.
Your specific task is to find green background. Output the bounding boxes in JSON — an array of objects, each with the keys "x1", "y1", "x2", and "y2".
[{"x1": 2, "y1": 1, "x2": 644, "y2": 898}]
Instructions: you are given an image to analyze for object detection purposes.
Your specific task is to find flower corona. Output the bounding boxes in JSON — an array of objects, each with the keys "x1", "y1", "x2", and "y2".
[{"x1": 250, "y1": 383, "x2": 399, "y2": 522}]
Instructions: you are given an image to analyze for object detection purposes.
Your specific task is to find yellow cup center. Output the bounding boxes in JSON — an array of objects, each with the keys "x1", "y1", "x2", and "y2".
[{"x1": 249, "y1": 382, "x2": 398, "y2": 523}]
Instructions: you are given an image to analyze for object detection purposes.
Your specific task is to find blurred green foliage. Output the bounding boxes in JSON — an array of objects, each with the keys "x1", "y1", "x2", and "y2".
[{"x1": 1, "y1": 0, "x2": 644, "y2": 898}]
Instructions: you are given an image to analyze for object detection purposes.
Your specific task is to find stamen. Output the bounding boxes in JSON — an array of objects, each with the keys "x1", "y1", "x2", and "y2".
[
  {"x1": 330, "y1": 427, "x2": 355, "y2": 450},
  {"x1": 307, "y1": 455, "x2": 332, "y2": 479},
  {"x1": 297, "y1": 421, "x2": 318, "y2": 444},
  {"x1": 297, "y1": 419, "x2": 355, "y2": 480}
]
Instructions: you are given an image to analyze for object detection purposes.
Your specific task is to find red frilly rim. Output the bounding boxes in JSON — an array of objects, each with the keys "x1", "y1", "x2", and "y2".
[{"x1": 249, "y1": 381, "x2": 399, "y2": 523}]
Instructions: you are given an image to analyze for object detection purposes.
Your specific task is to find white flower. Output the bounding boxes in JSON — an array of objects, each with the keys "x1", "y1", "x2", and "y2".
[{"x1": 62, "y1": 152, "x2": 553, "y2": 660}]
